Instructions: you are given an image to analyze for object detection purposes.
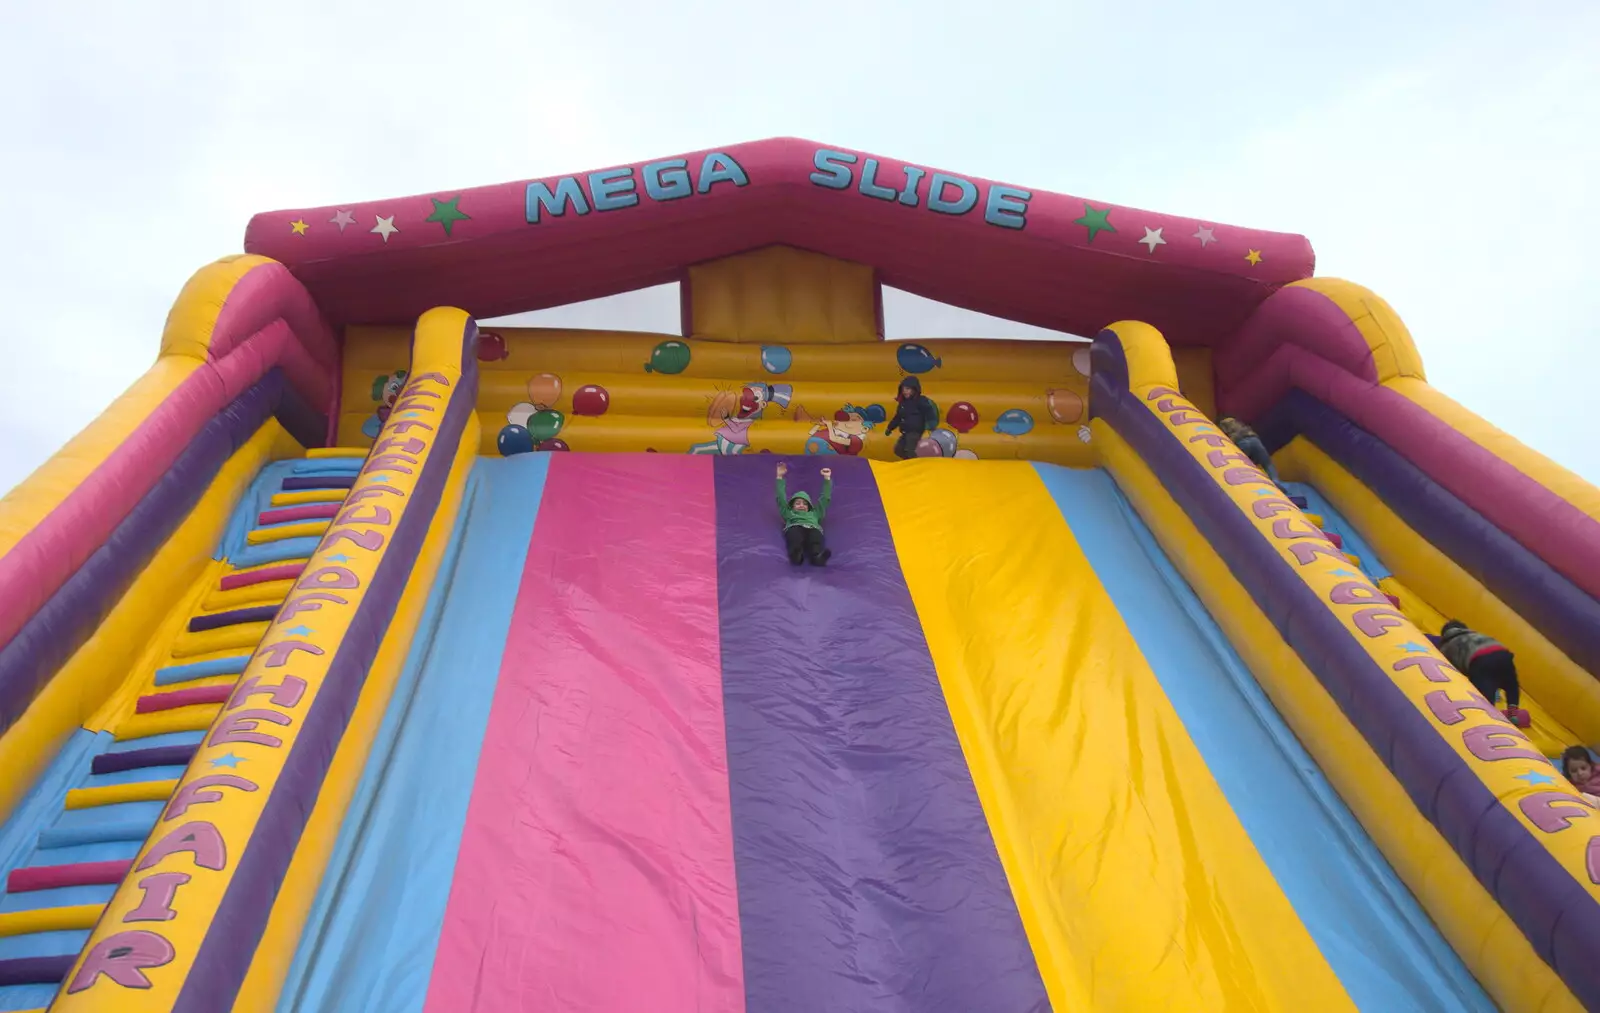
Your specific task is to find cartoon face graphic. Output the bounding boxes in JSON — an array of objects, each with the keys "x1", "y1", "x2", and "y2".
[
  {"x1": 805, "y1": 404, "x2": 877, "y2": 456},
  {"x1": 362, "y1": 370, "x2": 409, "y2": 439},
  {"x1": 736, "y1": 384, "x2": 768, "y2": 419}
]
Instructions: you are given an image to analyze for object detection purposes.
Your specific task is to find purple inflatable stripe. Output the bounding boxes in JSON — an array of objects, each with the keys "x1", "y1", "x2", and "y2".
[
  {"x1": 711, "y1": 455, "x2": 1047, "y2": 1013},
  {"x1": 0, "y1": 371, "x2": 305, "y2": 737},
  {"x1": 1258, "y1": 390, "x2": 1600, "y2": 682},
  {"x1": 172, "y1": 320, "x2": 480, "y2": 1013},
  {"x1": 0, "y1": 953, "x2": 75, "y2": 986},
  {"x1": 280, "y1": 474, "x2": 355, "y2": 491},
  {"x1": 187, "y1": 604, "x2": 280, "y2": 633},
  {"x1": 91, "y1": 743, "x2": 200, "y2": 775},
  {"x1": 1090, "y1": 331, "x2": 1600, "y2": 1008}
]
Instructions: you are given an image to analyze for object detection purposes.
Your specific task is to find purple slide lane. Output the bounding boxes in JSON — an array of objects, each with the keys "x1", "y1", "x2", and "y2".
[
  {"x1": 713, "y1": 455, "x2": 1048, "y2": 1012},
  {"x1": 423, "y1": 453, "x2": 745, "y2": 1013}
]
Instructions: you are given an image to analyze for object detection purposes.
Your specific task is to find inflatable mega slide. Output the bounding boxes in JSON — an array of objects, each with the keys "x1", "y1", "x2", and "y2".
[{"x1": 2, "y1": 137, "x2": 1598, "y2": 1012}]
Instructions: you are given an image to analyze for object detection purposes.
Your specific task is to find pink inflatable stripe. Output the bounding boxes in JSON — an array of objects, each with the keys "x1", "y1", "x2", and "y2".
[
  {"x1": 425, "y1": 454, "x2": 744, "y2": 1013},
  {"x1": 0, "y1": 323, "x2": 331, "y2": 647},
  {"x1": 257, "y1": 504, "x2": 341, "y2": 526},
  {"x1": 6, "y1": 859, "x2": 134, "y2": 893},
  {"x1": 136, "y1": 684, "x2": 234, "y2": 713},
  {"x1": 219, "y1": 562, "x2": 304, "y2": 591}
]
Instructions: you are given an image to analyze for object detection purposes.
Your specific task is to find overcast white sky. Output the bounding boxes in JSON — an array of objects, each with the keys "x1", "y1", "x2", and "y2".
[{"x1": 1, "y1": 1, "x2": 1596, "y2": 493}]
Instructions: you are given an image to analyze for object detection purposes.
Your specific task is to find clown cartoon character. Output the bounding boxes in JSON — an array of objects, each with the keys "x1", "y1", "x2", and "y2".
[
  {"x1": 804, "y1": 404, "x2": 880, "y2": 456},
  {"x1": 689, "y1": 382, "x2": 792, "y2": 454},
  {"x1": 362, "y1": 370, "x2": 408, "y2": 439}
]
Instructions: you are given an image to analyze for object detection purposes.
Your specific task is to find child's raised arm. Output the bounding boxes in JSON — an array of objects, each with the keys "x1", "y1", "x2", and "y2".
[
  {"x1": 775, "y1": 461, "x2": 789, "y2": 510},
  {"x1": 817, "y1": 467, "x2": 833, "y2": 518}
]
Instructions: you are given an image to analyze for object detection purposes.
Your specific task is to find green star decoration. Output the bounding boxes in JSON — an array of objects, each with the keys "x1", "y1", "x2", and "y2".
[
  {"x1": 425, "y1": 195, "x2": 471, "y2": 236},
  {"x1": 1074, "y1": 202, "x2": 1115, "y2": 243}
]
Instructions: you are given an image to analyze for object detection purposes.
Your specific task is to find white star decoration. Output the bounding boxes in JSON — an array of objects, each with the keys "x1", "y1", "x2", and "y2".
[
  {"x1": 1139, "y1": 227, "x2": 1166, "y2": 253},
  {"x1": 1193, "y1": 225, "x2": 1217, "y2": 247},
  {"x1": 330, "y1": 209, "x2": 356, "y2": 232},
  {"x1": 371, "y1": 215, "x2": 399, "y2": 243}
]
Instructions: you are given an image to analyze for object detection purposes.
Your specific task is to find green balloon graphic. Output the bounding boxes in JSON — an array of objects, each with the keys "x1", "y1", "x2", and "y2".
[
  {"x1": 645, "y1": 340, "x2": 691, "y2": 375},
  {"x1": 529, "y1": 408, "x2": 565, "y2": 441}
]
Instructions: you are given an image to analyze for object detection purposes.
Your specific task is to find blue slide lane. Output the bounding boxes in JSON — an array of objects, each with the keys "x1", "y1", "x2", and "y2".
[
  {"x1": 1033, "y1": 465, "x2": 1492, "y2": 1012},
  {"x1": 276, "y1": 455, "x2": 552, "y2": 1013}
]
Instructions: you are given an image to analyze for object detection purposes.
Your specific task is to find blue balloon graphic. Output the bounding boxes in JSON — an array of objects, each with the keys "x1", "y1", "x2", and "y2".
[
  {"x1": 993, "y1": 409, "x2": 1035, "y2": 436},
  {"x1": 360, "y1": 414, "x2": 382, "y2": 439},
  {"x1": 896, "y1": 343, "x2": 943, "y2": 374},
  {"x1": 497, "y1": 423, "x2": 536, "y2": 456},
  {"x1": 862, "y1": 403, "x2": 887, "y2": 426},
  {"x1": 761, "y1": 345, "x2": 793, "y2": 375},
  {"x1": 929, "y1": 428, "x2": 959, "y2": 457}
]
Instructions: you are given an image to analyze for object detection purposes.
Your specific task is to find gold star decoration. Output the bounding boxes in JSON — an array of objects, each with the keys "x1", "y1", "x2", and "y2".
[
  {"x1": 290, "y1": 219, "x2": 309, "y2": 236},
  {"x1": 1244, "y1": 249, "x2": 1263, "y2": 265}
]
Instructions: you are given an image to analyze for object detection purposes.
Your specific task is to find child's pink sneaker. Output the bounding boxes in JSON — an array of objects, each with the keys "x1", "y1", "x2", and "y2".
[{"x1": 1504, "y1": 707, "x2": 1531, "y2": 728}]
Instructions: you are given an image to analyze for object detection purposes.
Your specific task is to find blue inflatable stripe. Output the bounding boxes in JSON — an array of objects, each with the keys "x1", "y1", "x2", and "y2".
[
  {"x1": 230, "y1": 536, "x2": 323, "y2": 570},
  {"x1": 38, "y1": 819, "x2": 157, "y2": 850},
  {"x1": 155, "y1": 655, "x2": 253, "y2": 687}
]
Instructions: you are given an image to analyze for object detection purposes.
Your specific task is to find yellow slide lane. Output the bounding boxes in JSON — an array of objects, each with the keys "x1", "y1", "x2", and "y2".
[{"x1": 872, "y1": 459, "x2": 1354, "y2": 1012}]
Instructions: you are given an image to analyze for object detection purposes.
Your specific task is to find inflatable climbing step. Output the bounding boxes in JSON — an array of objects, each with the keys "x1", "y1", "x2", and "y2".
[{"x1": 0, "y1": 448, "x2": 366, "y2": 1004}]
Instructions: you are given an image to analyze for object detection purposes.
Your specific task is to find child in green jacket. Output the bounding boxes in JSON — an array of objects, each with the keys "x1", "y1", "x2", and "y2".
[{"x1": 776, "y1": 461, "x2": 832, "y2": 566}]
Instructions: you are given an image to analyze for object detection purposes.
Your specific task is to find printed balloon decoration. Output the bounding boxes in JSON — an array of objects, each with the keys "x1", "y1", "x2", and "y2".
[
  {"x1": 645, "y1": 340, "x2": 691, "y2": 374},
  {"x1": 529, "y1": 409, "x2": 566, "y2": 442},
  {"x1": 478, "y1": 330, "x2": 510, "y2": 361},
  {"x1": 760, "y1": 345, "x2": 793, "y2": 375},
  {"x1": 896, "y1": 343, "x2": 942, "y2": 374},
  {"x1": 497, "y1": 424, "x2": 535, "y2": 457},
  {"x1": 915, "y1": 436, "x2": 942, "y2": 457},
  {"x1": 537, "y1": 438, "x2": 571, "y2": 452},
  {"x1": 1072, "y1": 346, "x2": 1092, "y2": 377},
  {"x1": 572, "y1": 384, "x2": 610, "y2": 416},
  {"x1": 928, "y1": 428, "x2": 959, "y2": 457},
  {"x1": 526, "y1": 373, "x2": 562, "y2": 409},
  {"x1": 945, "y1": 401, "x2": 979, "y2": 433},
  {"x1": 507, "y1": 401, "x2": 537, "y2": 430},
  {"x1": 1045, "y1": 388, "x2": 1084, "y2": 425},
  {"x1": 993, "y1": 409, "x2": 1035, "y2": 436},
  {"x1": 953, "y1": 448, "x2": 979, "y2": 460},
  {"x1": 863, "y1": 403, "x2": 888, "y2": 426}
]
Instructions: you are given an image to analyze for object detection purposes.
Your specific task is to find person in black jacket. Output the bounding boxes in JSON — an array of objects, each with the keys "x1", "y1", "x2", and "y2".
[{"x1": 885, "y1": 376, "x2": 938, "y2": 459}]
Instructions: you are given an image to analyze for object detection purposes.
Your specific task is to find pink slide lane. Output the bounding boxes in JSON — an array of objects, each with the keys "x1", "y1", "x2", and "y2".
[{"x1": 423, "y1": 453, "x2": 745, "y2": 1013}]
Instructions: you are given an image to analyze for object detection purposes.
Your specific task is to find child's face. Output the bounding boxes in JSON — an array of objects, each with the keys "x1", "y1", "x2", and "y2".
[
  {"x1": 790, "y1": 498, "x2": 809, "y2": 512},
  {"x1": 900, "y1": 385, "x2": 914, "y2": 399},
  {"x1": 1570, "y1": 757, "x2": 1594, "y2": 785}
]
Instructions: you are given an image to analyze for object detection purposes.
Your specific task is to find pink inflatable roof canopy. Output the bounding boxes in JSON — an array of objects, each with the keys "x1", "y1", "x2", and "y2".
[{"x1": 245, "y1": 137, "x2": 1314, "y2": 344}]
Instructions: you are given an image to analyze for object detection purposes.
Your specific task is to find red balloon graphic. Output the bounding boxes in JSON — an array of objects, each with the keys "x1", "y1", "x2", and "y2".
[
  {"x1": 945, "y1": 401, "x2": 979, "y2": 434},
  {"x1": 572, "y1": 384, "x2": 611, "y2": 417},
  {"x1": 536, "y1": 439, "x2": 571, "y2": 452},
  {"x1": 477, "y1": 331, "x2": 509, "y2": 361}
]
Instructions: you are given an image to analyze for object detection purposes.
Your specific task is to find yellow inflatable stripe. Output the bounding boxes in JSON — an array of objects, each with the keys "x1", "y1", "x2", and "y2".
[
  {"x1": 304, "y1": 447, "x2": 367, "y2": 459},
  {"x1": 202, "y1": 579, "x2": 295, "y2": 613},
  {"x1": 871, "y1": 458, "x2": 1355, "y2": 1013},
  {"x1": 66, "y1": 780, "x2": 180, "y2": 810},
  {"x1": 1097, "y1": 422, "x2": 1579, "y2": 1013},
  {"x1": 114, "y1": 705, "x2": 222, "y2": 742},
  {"x1": 0, "y1": 904, "x2": 106, "y2": 938},
  {"x1": 1278, "y1": 438, "x2": 1600, "y2": 746},
  {"x1": 170, "y1": 622, "x2": 269, "y2": 659},
  {"x1": 269, "y1": 489, "x2": 345, "y2": 507},
  {"x1": 244, "y1": 520, "x2": 329, "y2": 545}
]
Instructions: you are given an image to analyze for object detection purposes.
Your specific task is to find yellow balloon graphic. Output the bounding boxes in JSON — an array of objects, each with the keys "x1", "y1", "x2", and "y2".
[
  {"x1": 527, "y1": 373, "x2": 562, "y2": 409},
  {"x1": 1046, "y1": 388, "x2": 1084, "y2": 424}
]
